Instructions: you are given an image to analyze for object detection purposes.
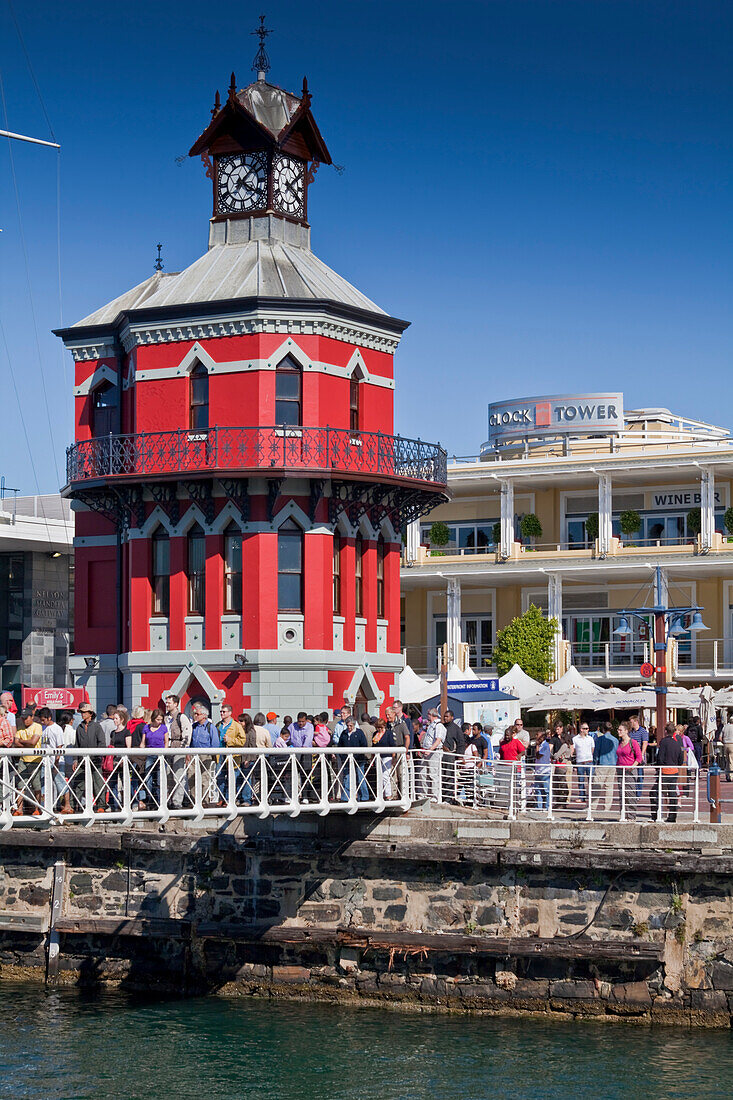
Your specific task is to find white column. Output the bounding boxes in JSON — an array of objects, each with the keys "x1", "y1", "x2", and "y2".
[
  {"x1": 598, "y1": 473, "x2": 612, "y2": 555},
  {"x1": 406, "y1": 518, "x2": 421, "y2": 562},
  {"x1": 701, "y1": 468, "x2": 715, "y2": 551},
  {"x1": 446, "y1": 578, "x2": 461, "y2": 667},
  {"x1": 500, "y1": 479, "x2": 514, "y2": 559},
  {"x1": 547, "y1": 573, "x2": 563, "y2": 677}
]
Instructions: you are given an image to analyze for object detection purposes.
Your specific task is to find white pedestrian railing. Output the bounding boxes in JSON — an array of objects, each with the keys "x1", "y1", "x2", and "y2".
[
  {"x1": 0, "y1": 747, "x2": 410, "y2": 828},
  {"x1": 417, "y1": 751, "x2": 709, "y2": 823}
]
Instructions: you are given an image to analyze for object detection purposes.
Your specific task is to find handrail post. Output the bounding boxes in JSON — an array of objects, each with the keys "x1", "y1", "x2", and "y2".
[
  {"x1": 586, "y1": 765, "x2": 594, "y2": 821},
  {"x1": 508, "y1": 763, "x2": 516, "y2": 820}
]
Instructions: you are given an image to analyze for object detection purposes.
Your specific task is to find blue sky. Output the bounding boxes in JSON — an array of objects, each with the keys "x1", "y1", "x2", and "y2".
[{"x1": 0, "y1": 0, "x2": 730, "y2": 493}]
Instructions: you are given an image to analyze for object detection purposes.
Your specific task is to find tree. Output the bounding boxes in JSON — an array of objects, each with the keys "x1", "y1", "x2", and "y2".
[
  {"x1": 619, "y1": 509, "x2": 641, "y2": 541},
  {"x1": 584, "y1": 512, "x2": 599, "y2": 541},
  {"x1": 429, "y1": 521, "x2": 450, "y2": 552},
  {"x1": 494, "y1": 604, "x2": 557, "y2": 682},
  {"x1": 492, "y1": 520, "x2": 502, "y2": 546},
  {"x1": 519, "y1": 513, "x2": 542, "y2": 543},
  {"x1": 686, "y1": 507, "x2": 701, "y2": 537}
]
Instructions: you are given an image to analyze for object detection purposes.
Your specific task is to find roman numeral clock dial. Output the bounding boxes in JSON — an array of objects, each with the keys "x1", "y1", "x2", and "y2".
[
  {"x1": 217, "y1": 152, "x2": 267, "y2": 213},
  {"x1": 273, "y1": 154, "x2": 305, "y2": 218}
]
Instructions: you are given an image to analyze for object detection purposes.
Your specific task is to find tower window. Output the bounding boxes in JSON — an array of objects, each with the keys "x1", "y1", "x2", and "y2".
[
  {"x1": 91, "y1": 382, "x2": 118, "y2": 438},
  {"x1": 190, "y1": 364, "x2": 209, "y2": 430},
  {"x1": 349, "y1": 377, "x2": 360, "y2": 433},
  {"x1": 332, "y1": 531, "x2": 341, "y2": 614},
  {"x1": 223, "y1": 523, "x2": 243, "y2": 613},
  {"x1": 355, "y1": 535, "x2": 363, "y2": 617},
  {"x1": 275, "y1": 356, "x2": 302, "y2": 426},
  {"x1": 187, "y1": 524, "x2": 206, "y2": 615},
  {"x1": 151, "y1": 528, "x2": 170, "y2": 616},
  {"x1": 278, "y1": 519, "x2": 303, "y2": 611},
  {"x1": 377, "y1": 537, "x2": 385, "y2": 618}
]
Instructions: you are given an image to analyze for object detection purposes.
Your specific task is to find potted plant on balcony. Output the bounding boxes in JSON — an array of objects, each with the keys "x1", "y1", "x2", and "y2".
[
  {"x1": 492, "y1": 520, "x2": 502, "y2": 550},
  {"x1": 687, "y1": 507, "x2": 702, "y2": 543},
  {"x1": 585, "y1": 512, "x2": 599, "y2": 547},
  {"x1": 619, "y1": 509, "x2": 641, "y2": 547},
  {"x1": 429, "y1": 520, "x2": 450, "y2": 556},
  {"x1": 519, "y1": 512, "x2": 542, "y2": 550},
  {"x1": 724, "y1": 507, "x2": 733, "y2": 543}
]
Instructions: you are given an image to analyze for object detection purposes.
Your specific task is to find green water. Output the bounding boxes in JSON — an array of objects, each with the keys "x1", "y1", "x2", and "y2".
[{"x1": 0, "y1": 983, "x2": 731, "y2": 1099}]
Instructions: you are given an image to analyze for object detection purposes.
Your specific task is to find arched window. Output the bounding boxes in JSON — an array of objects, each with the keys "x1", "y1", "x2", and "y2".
[
  {"x1": 223, "y1": 523, "x2": 243, "y2": 613},
  {"x1": 278, "y1": 519, "x2": 303, "y2": 611},
  {"x1": 275, "y1": 355, "x2": 302, "y2": 426},
  {"x1": 354, "y1": 535, "x2": 363, "y2": 617},
  {"x1": 332, "y1": 531, "x2": 341, "y2": 614},
  {"x1": 349, "y1": 376, "x2": 360, "y2": 434},
  {"x1": 376, "y1": 536, "x2": 386, "y2": 618},
  {"x1": 91, "y1": 382, "x2": 118, "y2": 438},
  {"x1": 187, "y1": 524, "x2": 206, "y2": 615},
  {"x1": 189, "y1": 363, "x2": 209, "y2": 430},
  {"x1": 151, "y1": 527, "x2": 170, "y2": 616}
]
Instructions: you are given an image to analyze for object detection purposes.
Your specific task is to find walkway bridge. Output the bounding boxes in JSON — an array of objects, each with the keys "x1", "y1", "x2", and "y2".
[{"x1": 0, "y1": 747, "x2": 725, "y2": 828}]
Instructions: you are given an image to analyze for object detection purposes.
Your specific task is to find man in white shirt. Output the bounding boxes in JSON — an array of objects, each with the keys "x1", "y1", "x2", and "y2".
[
  {"x1": 572, "y1": 721, "x2": 596, "y2": 804},
  {"x1": 37, "y1": 707, "x2": 67, "y2": 809},
  {"x1": 421, "y1": 708, "x2": 446, "y2": 802},
  {"x1": 722, "y1": 718, "x2": 733, "y2": 781}
]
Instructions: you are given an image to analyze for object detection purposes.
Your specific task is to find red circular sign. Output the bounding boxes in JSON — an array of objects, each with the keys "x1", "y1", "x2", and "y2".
[
  {"x1": 33, "y1": 688, "x2": 77, "y2": 709},
  {"x1": 639, "y1": 662, "x2": 654, "y2": 679}
]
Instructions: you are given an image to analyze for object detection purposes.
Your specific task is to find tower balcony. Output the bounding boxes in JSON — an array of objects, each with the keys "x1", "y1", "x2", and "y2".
[{"x1": 65, "y1": 425, "x2": 447, "y2": 494}]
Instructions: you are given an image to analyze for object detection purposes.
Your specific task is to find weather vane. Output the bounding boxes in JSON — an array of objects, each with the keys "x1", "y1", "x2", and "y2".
[
  {"x1": 251, "y1": 14, "x2": 272, "y2": 77},
  {"x1": 154, "y1": 243, "x2": 163, "y2": 272}
]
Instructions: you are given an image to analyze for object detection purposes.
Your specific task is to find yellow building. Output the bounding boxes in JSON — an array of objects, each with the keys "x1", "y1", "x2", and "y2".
[{"x1": 402, "y1": 393, "x2": 733, "y2": 684}]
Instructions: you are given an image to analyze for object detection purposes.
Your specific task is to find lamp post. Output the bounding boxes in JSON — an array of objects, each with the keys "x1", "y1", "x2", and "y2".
[{"x1": 614, "y1": 566, "x2": 708, "y2": 735}]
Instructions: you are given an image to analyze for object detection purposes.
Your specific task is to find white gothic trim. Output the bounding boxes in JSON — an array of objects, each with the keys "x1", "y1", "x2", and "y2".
[
  {"x1": 138, "y1": 505, "x2": 177, "y2": 538},
  {"x1": 270, "y1": 499, "x2": 311, "y2": 532},
  {"x1": 344, "y1": 664, "x2": 384, "y2": 707},
  {"x1": 210, "y1": 500, "x2": 246, "y2": 534},
  {"x1": 174, "y1": 503, "x2": 209, "y2": 536},
  {"x1": 73, "y1": 363, "x2": 118, "y2": 397}
]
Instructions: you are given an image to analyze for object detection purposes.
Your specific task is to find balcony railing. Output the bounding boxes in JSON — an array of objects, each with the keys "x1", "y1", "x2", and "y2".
[{"x1": 66, "y1": 426, "x2": 447, "y2": 488}]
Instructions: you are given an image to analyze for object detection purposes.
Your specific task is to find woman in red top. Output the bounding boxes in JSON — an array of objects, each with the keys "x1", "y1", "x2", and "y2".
[{"x1": 497, "y1": 725, "x2": 526, "y2": 812}]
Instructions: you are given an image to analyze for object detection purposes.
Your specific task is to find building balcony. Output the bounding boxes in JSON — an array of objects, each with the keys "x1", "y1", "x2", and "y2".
[{"x1": 65, "y1": 426, "x2": 448, "y2": 492}]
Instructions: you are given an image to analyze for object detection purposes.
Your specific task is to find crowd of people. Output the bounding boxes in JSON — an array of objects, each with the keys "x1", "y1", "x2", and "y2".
[{"x1": 0, "y1": 687, "x2": 728, "y2": 820}]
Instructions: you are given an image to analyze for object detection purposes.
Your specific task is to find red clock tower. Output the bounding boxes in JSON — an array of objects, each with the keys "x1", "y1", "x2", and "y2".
[{"x1": 57, "y1": 44, "x2": 447, "y2": 720}]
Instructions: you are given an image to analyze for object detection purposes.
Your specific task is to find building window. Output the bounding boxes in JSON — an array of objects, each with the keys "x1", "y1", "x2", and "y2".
[
  {"x1": 376, "y1": 537, "x2": 385, "y2": 618},
  {"x1": 187, "y1": 524, "x2": 206, "y2": 615},
  {"x1": 151, "y1": 528, "x2": 170, "y2": 616},
  {"x1": 0, "y1": 552, "x2": 25, "y2": 662},
  {"x1": 278, "y1": 519, "x2": 303, "y2": 611},
  {"x1": 223, "y1": 523, "x2": 242, "y2": 613},
  {"x1": 420, "y1": 520, "x2": 498, "y2": 555},
  {"x1": 349, "y1": 377, "x2": 360, "y2": 433},
  {"x1": 91, "y1": 382, "x2": 117, "y2": 437},
  {"x1": 275, "y1": 355, "x2": 302, "y2": 426},
  {"x1": 189, "y1": 364, "x2": 209, "y2": 430},
  {"x1": 332, "y1": 531, "x2": 341, "y2": 614},
  {"x1": 355, "y1": 535, "x2": 363, "y2": 616}
]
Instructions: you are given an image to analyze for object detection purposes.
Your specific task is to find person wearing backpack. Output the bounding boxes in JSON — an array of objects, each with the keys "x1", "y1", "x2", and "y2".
[{"x1": 189, "y1": 702, "x2": 219, "y2": 806}]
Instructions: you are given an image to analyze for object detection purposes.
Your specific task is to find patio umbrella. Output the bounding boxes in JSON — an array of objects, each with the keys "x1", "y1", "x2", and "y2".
[{"x1": 698, "y1": 684, "x2": 717, "y2": 741}]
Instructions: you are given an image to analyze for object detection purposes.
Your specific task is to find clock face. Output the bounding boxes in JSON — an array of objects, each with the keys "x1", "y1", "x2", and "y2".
[
  {"x1": 272, "y1": 154, "x2": 305, "y2": 218},
  {"x1": 217, "y1": 152, "x2": 267, "y2": 213}
]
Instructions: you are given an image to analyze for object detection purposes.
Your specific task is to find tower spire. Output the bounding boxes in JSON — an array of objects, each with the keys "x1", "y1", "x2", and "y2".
[{"x1": 251, "y1": 14, "x2": 272, "y2": 81}]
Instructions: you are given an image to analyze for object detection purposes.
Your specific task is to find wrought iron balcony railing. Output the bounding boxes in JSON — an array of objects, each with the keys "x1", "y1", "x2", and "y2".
[{"x1": 65, "y1": 426, "x2": 448, "y2": 489}]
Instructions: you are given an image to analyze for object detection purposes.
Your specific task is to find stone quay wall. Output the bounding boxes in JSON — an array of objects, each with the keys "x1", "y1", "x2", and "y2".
[{"x1": 0, "y1": 807, "x2": 732, "y2": 1027}]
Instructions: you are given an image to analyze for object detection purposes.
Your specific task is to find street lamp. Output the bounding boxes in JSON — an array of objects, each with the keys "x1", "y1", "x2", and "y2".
[{"x1": 613, "y1": 565, "x2": 707, "y2": 734}]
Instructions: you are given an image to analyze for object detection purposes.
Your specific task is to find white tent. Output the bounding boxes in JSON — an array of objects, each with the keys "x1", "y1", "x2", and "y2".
[
  {"x1": 552, "y1": 665, "x2": 613, "y2": 695},
  {"x1": 498, "y1": 663, "x2": 545, "y2": 705},
  {"x1": 713, "y1": 685, "x2": 733, "y2": 708},
  {"x1": 397, "y1": 665, "x2": 438, "y2": 705}
]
